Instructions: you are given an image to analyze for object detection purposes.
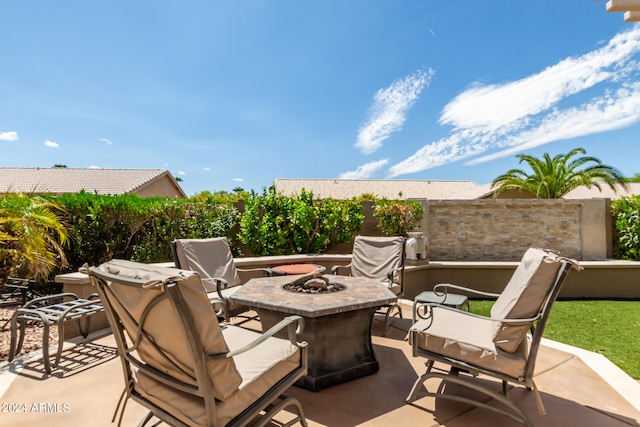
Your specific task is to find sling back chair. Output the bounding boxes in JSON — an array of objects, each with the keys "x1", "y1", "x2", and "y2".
[
  {"x1": 406, "y1": 248, "x2": 581, "y2": 427},
  {"x1": 171, "y1": 237, "x2": 272, "y2": 322},
  {"x1": 87, "y1": 259, "x2": 308, "y2": 427},
  {"x1": 332, "y1": 235, "x2": 405, "y2": 335}
]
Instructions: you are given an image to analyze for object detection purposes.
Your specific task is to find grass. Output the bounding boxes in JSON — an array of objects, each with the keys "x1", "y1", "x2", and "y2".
[{"x1": 470, "y1": 300, "x2": 640, "y2": 379}]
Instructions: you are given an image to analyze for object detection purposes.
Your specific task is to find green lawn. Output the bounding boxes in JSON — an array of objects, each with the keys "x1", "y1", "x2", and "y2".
[{"x1": 469, "y1": 300, "x2": 640, "y2": 379}]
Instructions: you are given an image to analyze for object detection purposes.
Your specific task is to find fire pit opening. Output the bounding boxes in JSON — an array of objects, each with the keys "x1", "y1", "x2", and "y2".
[{"x1": 283, "y1": 276, "x2": 346, "y2": 294}]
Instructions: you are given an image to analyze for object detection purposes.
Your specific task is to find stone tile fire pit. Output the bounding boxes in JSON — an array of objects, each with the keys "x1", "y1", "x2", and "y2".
[{"x1": 230, "y1": 274, "x2": 397, "y2": 391}]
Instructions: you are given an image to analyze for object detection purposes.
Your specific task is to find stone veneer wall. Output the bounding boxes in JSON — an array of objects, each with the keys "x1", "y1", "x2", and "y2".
[{"x1": 421, "y1": 199, "x2": 611, "y2": 261}]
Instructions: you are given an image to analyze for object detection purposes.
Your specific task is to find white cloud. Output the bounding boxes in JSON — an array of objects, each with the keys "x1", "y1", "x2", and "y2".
[
  {"x1": 467, "y1": 82, "x2": 640, "y2": 165},
  {"x1": 99, "y1": 138, "x2": 112, "y2": 144},
  {"x1": 388, "y1": 26, "x2": 640, "y2": 178},
  {"x1": 88, "y1": 165, "x2": 101, "y2": 169},
  {"x1": 339, "y1": 159, "x2": 389, "y2": 179},
  {"x1": 356, "y1": 68, "x2": 434, "y2": 154},
  {"x1": 203, "y1": 167, "x2": 211, "y2": 171},
  {"x1": 44, "y1": 139, "x2": 59, "y2": 148},
  {"x1": 233, "y1": 178, "x2": 243, "y2": 182},
  {"x1": 178, "y1": 171, "x2": 186, "y2": 176},
  {"x1": 0, "y1": 131, "x2": 18, "y2": 141}
]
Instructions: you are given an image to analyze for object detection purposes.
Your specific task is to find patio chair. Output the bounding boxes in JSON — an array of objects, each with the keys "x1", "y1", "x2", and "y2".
[
  {"x1": 171, "y1": 237, "x2": 272, "y2": 322},
  {"x1": 8, "y1": 292, "x2": 103, "y2": 373},
  {"x1": 332, "y1": 235, "x2": 405, "y2": 335},
  {"x1": 1, "y1": 276, "x2": 43, "y2": 307},
  {"x1": 86, "y1": 259, "x2": 308, "y2": 427},
  {"x1": 406, "y1": 248, "x2": 582, "y2": 427}
]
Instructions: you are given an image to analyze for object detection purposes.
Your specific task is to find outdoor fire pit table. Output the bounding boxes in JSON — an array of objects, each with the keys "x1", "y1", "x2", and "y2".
[{"x1": 229, "y1": 274, "x2": 397, "y2": 391}]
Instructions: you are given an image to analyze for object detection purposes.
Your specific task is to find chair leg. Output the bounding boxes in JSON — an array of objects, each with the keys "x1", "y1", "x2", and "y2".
[
  {"x1": 53, "y1": 318, "x2": 67, "y2": 370},
  {"x1": 254, "y1": 396, "x2": 308, "y2": 427},
  {"x1": 380, "y1": 303, "x2": 402, "y2": 336},
  {"x1": 136, "y1": 411, "x2": 155, "y2": 427},
  {"x1": 406, "y1": 360, "x2": 434, "y2": 402},
  {"x1": 42, "y1": 320, "x2": 52, "y2": 373},
  {"x1": 8, "y1": 315, "x2": 24, "y2": 361},
  {"x1": 407, "y1": 370, "x2": 534, "y2": 427}
]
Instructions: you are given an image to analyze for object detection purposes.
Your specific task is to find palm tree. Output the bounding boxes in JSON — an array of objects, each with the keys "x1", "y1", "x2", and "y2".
[
  {"x1": 0, "y1": 193, "x2": 69, "y2": 286},
  {"x1": 491, "y1": 147, "x2": 627, "y2": 199}
]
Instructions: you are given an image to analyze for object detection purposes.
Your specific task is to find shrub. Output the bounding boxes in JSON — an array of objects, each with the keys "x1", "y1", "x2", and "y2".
[
  {"x1": 239, "y1": 187, "x2": 364, "y2": 256},
  {"x1": 0, "y1": 193, "x2": 68, "y2": 284},
  {"x1": 132, "y1": 198, "x2": 238, "y2": 262},
  {"x1": 373, "y1": 199, "x2": 424, "y2": 237},
  {"x1": 54, "y1": 192, "x2": 238, "y2": 269},
  {"x1": 612, "y1": 196, "x2": 640, "y2": 260}
]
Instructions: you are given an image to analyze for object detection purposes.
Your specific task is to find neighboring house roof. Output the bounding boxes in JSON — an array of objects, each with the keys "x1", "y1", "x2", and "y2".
[
  {"x1": 563, "y1": 183, "x2": 640, "y2": 199},
  {"x1": 274, "y1": 179, "x2": 478, "y2": 200},
  {"x1": 448, "y1": 183, "x2": 496, "y2": 199},
  {"x1": 0, "y1": 168, "x2": 187, "y2": 198},
  {"x1": 449, "y1": 182, "x2": 640, "y2": 199}
]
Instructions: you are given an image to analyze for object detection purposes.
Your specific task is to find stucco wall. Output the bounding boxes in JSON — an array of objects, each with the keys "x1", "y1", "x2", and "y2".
[{"x1": 134, "y1": 176, "x2": 186, "y2": 198}]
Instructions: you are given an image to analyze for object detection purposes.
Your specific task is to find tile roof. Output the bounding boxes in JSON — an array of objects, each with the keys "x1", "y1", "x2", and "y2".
[
  {"x1": 449, "y1": 182, "x2": 640, "y2": 199},
  {"x1": 274, "y1": 179, "x2": 478, "y2": 200},
  {"x1": 563, "y1": 183, "x2": 640, "y2": 199},
  {"x1": 275, "y1": 179, "x2": 640, "y2": 200},
  {"x1": 447, "y1": 183, "x2": 496, "y2": 199},
  {"x1": 0, "y1": 167, "x2": 185, "y2": 197}
]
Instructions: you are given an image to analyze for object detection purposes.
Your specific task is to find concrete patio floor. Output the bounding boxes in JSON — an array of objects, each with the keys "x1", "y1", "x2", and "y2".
[{"x1": 1, "y1": 300, "x2": 639, "y2": 427}]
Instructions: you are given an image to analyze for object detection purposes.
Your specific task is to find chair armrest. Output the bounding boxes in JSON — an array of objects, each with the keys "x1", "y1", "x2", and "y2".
[
  {"x1": 23, "y1": 292, "x2": 80, "y2": 309},
  {"x1": 387, "y1": 266, "x2": 402, "y2": 283},
  {"x1": 412, "y1": 303, "x2": 542, "y2": 330},
  {"x1": 6, "y1": 277, "x2": 35, "y2": 285},
  {"x1": 5, "y1": 284, "x2": 29, "y2": 291},
  {"x1": 331, "y1": 264, "x2": 351, "y2": 275},
  {"x1": 201, "y1": 277, "x2": 230, "y2": 301},
  {"x1": 433, "y1": 283, "x2": 501, "y2": 299},
  {"x1": 237, "y1": 267, "x2": 273, "y2": 277},
  {"x1": 208, "y1": 315, "x2": 307, "y2": 360},
  {"x1": 4, "y1": 277, "x2": 34, "y2": 290}
]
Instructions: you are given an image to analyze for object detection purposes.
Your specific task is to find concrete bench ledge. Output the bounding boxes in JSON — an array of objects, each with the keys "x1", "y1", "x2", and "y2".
[{"x1": 55, "y1": 256, "x2": 640, "y2": 303}]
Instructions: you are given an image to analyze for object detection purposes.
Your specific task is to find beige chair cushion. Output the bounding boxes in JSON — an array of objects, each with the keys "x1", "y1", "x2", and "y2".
[
  {"x1": 96, "y1": 259, "x2": 242, "y2": 401},
  {"x1": 135, "y1": 325, "x2": 301, "y2": 427},
  {"x1": 173, "y1": 238, "x2": 242, "y2": 292},
  {"x1": 411, "y1": 307, "x2": 527, "y2": 379},
  {"x1": 351, "y1": 236, "x2": 404, "y2": 286},
  {"x1": 490, "y1": 248, "x2": 563, "y2": 353}
]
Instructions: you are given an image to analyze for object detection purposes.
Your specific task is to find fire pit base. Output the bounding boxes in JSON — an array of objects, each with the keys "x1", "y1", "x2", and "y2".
[
  {"x1": 228, "y1": 274, "x2": 397, "y2": 392},
  {"x1": 256, "y1": 306, "x2": 378, "y2": 392}
]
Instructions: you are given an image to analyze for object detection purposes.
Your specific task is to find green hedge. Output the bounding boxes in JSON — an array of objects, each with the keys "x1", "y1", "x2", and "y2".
[
  {"x1": 238, "y1": 187, "x2": 364, "y2": 256},
  {"x1": 8, "y1": 190, "x2": 636, "y2": 278},
  {"x1": 53, "y1": 192, "x2": 238, "y2": 270},
  {"x1": 48, "y1": 189, "x2": 365, "y2": 272}
]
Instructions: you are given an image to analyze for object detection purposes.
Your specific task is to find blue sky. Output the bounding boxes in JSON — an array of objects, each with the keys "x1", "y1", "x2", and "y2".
[{"x1": 2, "y1": 1, "x2": 640, "y2": 196}]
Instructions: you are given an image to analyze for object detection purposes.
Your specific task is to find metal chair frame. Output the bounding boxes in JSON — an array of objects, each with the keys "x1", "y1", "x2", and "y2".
[
  {"x1": 331, "y1": 236, "x2": 406, "y2": 335},
  {"x1": 8, "y1": 292, "x2": 103, "y2": 373},
  {"x1": 171, "y1": 239, "x2": 273, "y2": 322},
  {"x1": 88, "y1": 265, "x2": 309, "y2": 427},
  {"x1": 1, "y1": 276, "x2": 44, "y2": 307},
  {"x1": 406, "y1": 259, "x2": 576, "y2": 427}
]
